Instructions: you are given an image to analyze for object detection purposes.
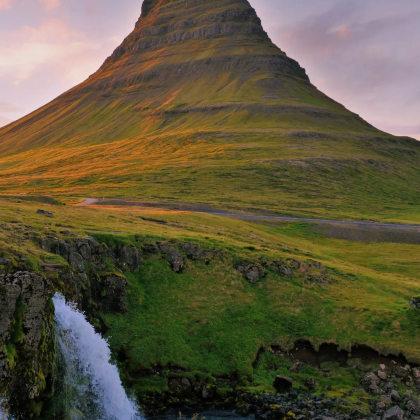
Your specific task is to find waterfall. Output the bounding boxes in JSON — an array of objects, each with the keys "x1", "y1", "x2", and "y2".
[
  {"x1": 50, "y1": 293, "x2": 142, "y2": 420},
  {"x1": 0, "y1": 398, "x2": 13, "y2": 420}
]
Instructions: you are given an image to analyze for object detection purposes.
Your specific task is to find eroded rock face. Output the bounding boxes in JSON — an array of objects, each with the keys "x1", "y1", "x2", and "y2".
[
  {"x1": 92, "y1": 275, "x2": 127, "y2": 314},
  {"x1": 0, "y1": 271, "x2": 54, "y2": 417},
  {"x1": 41, "y1": 236, "x2": 133, "y2": 323}
]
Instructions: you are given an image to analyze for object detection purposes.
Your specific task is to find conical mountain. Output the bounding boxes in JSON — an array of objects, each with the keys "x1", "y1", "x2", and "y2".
[{"x1": 0, "y1": 0, "x2": 418, "y2": 220}]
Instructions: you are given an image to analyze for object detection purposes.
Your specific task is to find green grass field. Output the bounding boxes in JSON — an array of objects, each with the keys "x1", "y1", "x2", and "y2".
[{"x1": 1, "y1": 197, "x2": 419, "y2": 400}]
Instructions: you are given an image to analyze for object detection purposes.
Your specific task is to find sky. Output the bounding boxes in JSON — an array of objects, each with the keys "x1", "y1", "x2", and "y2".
[{"x1": 0, "y1": 0, "x2": 419, "y2": 140}]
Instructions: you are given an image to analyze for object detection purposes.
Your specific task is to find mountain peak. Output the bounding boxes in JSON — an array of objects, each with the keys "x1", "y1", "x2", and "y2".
[
  {"x1": 2, "y1": 0, "x2": 416, "y2": 222},
  {"x1": 104, "y1": 0, "x2": 279, "y2": 67},
  {"x1": 140, "y1": 0, "x2": 159, "y2": 18}
]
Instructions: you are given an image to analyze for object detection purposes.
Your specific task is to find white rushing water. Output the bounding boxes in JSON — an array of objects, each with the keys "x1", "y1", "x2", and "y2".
[
  {"x1": 53, "y1": 293, "x2": 142, "y2": 420},
  {"x1": 0, "y1": 398, "x2": 13, "y2": 420}
]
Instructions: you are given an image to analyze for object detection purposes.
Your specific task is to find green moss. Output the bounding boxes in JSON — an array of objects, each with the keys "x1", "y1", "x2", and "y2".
[
  {"x1": 47, "y1": 298, "x2": 55, "y2": 314},
  {"x1": 3, "y1": 342, "x2": 17, "y2": 368},
  {"x1": 131, "y1": 376, "x2": 169, "y2": 398},
  {"x1": 10, "y1": 295, "x2": 25, "y2": 344}
]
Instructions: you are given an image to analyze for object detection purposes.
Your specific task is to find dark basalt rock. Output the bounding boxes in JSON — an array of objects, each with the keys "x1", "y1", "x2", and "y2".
[
  {"x1": 69, "y1": 251, "x2": 84, "y2": 272},
  {"x1": 273, "y1": 374, "x2": 293, "y2": 393},
  {"x1": 180, "y1": 242, "x2": 222, "y2": 265},
  {"x1": 407, "y1": 396, "x2": 420, "y2": 415},
  {"x1": 158, "y1": 242, "x2": 184, "y2": 273},
  {"x1": 382, "y1": 406, "x2": 404, "y2": 420},
  {"x1": 236, "y1": 262, "x2": 265, "y2": 283},
  {"x1": 361, "y1": 372, "x2": 381, "y2": 387},
  {"x1": 142, "y1": 243, "x2": 160, "y2": 254},
  {"x1": 92, "y1": 274, "x2": 127, "y2": 314},
  {"x1": 0, "y1": 271, "x2": 54, "y2": 417},
  {"x1": 409, "y1": 297, "x2": 420, "y2": 309},
  {"x1": 77, "y1": 241, "x2": 92, "y2": 261},
  {"x1": 272, "y1": 262, "x2": 294, "y2": 279},
  {"x1": 181, "y1": 242, "x2": 205, "y2": 260},
  {"x1": 118, "y1": 245, "x2": 142, "y2": 271},
  {"x1": 36, "y1": 209, "x2": 53, "y2": 218}
]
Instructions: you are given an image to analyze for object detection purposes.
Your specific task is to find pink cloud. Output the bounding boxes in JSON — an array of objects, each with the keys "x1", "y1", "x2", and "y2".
[
  {"x1": 38, "y1": 0, "x2": 61, "y2": 11},
  {"x1": 333, "y1": 24, "x2": 352, "y2": 39},
  {"x1": 0, "y1": 0, "x2": 15, "y2": 10},
  {"x1": 0, "y1": 19, "x2": 89, "y2": 84}
]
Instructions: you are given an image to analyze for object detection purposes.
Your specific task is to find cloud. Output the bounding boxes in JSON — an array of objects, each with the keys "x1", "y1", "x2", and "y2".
[
  {"x1": 266, "y1": 0, "x2": 420, "y2": 138},
  {"x1": 0, "y1": 0, "x2": 16, "y2": 10},
  {"x1": 0, "y1": 19, "x2": 88, "y2": 85},
  {"x1": 39, "y1": 0, "x2": 61, "y2": 11},
  {"x1": 0, "y1": 102, "x2": 23, "y2": 113}
]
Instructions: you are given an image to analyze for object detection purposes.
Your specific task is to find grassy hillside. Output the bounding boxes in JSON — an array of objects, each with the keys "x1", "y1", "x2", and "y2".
[
  {"x1": 1, "y1": 197, "x2": 419, "y2": 382},
  {"x1": 0, "y1": 0, "x2": 418, "y2": 221}
]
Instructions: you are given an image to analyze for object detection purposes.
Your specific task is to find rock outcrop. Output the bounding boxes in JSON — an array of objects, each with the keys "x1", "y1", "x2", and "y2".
[
  {"x1": 0, "y1": 271, "x2": 54, "y2": 417},
  {"x1": 235, "y1": 261, "x2": 265, "y2": 283}
]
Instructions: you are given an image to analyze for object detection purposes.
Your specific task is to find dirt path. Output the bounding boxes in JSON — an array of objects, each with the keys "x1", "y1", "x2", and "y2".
[
  {"x1": 76, "y1": 197, "x2": 420, "y2": 230},
  {"x1": 76, "y1": 198, "x2": 100, "y2": 206}
]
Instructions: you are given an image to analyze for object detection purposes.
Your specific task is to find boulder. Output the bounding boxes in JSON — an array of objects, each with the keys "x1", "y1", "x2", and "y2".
[
  {"x1": 361, "y1": 372, "x2": 381, "y2": 388},
  {"x1": 118, "y1": 245, "x2": 141, "y2": 271},
  {"x1": 368, "y1": 384, "x2": 383, "y2": 394},
  {"x1": 382, "y1": 406, "x2": 404, "y2": 420},
  {"x1": 273, "y1": 374, "x2": 293, "y2": 393},
  {"x1": 410, "y1": 297, "x2": 420, "y2": 309},
  {"x1": 36, "y1": 209, "x2": 53, "y2": 218},
  {"x1": 308, "y1": 260, "x2": 326, "y2": 271},
  {"x1": 390, "y1": 390, "x2": 402, "y2": 403},
  {"x1": 382, "y1": 382, "x2": 395, "y2": 393},
  {"x1": 142, "y1": 243, "x2": 160, "y2": 254},
  {"x1": 380, "y1": 395, "x2": 393, "y2": 404},
  {"x1": 158, "y1": 242, "x2": 184, "y2": 273},
  {"x1": 181, "y1": 242, "x2": 205, "y2": 260},
  {"x1": 278, "y1": 264, "x2": 294, "y2": 279},
  {"x1": 393, "y1": 366, "x2": 409, "y2": 379},
  {"x1": 299, "y1": 262, "x2": 309, "y2": 273},
  {"x1": 378, "y1": 370, "x2": 387, "y2": 380},
  {"x1": 271, "y1": 261, "x2": 295, "y2": 279},
  {"x1": 287, "y1": 259, "x2": 300, "y2": 269},
  {"x1": 407, "y1": 397, "x2": 420, "y2": 415},
  {"x1": 235, "y1": 262, "x2": 265, "y2": 283}
]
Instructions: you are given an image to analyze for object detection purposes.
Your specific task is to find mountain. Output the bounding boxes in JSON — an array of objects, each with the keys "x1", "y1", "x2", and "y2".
[{"x1": 0, "y1": 0, "x2": 419, "y2": 220}]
